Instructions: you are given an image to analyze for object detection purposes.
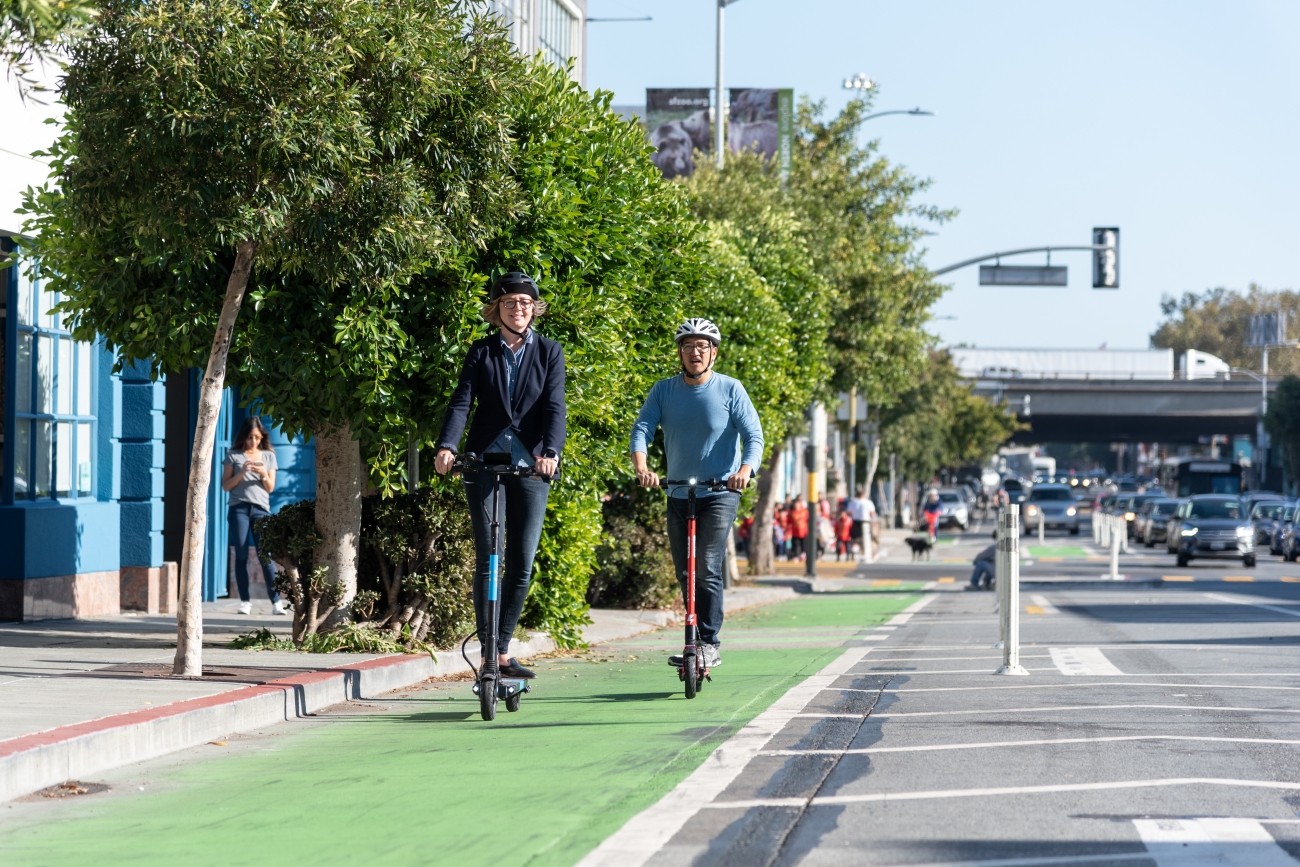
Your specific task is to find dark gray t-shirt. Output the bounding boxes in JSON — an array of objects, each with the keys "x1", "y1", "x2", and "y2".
[{"x1": 224, "y1": 449, "x2": 277, "y2": 510}]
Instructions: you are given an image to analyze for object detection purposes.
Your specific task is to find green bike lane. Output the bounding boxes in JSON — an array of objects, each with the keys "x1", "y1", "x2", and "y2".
[{"x1": 0, "y1": 590, "x2": 920, "y2": 867}]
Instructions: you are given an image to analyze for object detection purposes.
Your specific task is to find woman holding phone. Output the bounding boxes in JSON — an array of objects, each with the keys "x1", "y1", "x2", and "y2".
[{"x1": 221, "y1": 416, "x2": 288, "y2": 615}]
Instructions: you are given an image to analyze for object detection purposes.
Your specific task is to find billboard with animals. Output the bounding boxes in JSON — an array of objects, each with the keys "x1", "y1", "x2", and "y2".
[
  {"x1": 645, "y1": 88, "x2": 712, "y2": 179},
  {"x1": 645, "y1": 87, "x2": 793, "y2": 180}
]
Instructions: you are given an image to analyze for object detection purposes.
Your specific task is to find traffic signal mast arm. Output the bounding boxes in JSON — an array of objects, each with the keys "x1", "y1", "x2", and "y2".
[
  {"x1": 932, "y1": 228, "x2": 1119, "y2": 289},
  {"x1": 931, "y1": 245, "x2": 1106, "y2": 276}
]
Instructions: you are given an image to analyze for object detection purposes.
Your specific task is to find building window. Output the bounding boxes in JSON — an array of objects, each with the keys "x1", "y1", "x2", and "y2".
[
  {"x1": 3, "y1": 240, "x2": 96, "y2": 502},
  {"x1": 537, "y1": 0, "x2": 580, "y2": 76}
]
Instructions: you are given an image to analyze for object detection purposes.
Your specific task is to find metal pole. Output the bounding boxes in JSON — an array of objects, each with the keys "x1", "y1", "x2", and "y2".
[
  {"x1": 996, "y1": 505, "x2": 1028, "y2": 675},
  {"x1": 714, "y1": 0, "x2": 725, "y2": 169},
  {"x1": 806, "y1": 403, "x2": 823, "y2": 578},
  {"x1": 848, "y1": 386, "x2": 857, "y2": 510},
  {"x1": 1108, "y1": 515, "x2": 1121, "y2": 580}
]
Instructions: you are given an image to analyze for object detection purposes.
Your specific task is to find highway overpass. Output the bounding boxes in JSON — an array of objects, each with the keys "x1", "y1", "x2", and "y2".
[{"x1": 972, "y1": 377, "x2": 1269, "y2": 444}]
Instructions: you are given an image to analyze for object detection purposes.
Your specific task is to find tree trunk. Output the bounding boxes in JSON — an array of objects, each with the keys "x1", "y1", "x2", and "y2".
[
  {"x1": 749, "y1": 450, "x2": 782, "y2": 576},
  {"x1": 314, "y1": 423, "x2": 362, "y2": 629},
  {"x1": 173, "y1": 238, "x2": 257, "y2": 677}
]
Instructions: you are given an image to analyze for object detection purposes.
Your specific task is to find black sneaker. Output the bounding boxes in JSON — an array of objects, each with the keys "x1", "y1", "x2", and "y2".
[{"x1": 499, "y1": 657, "x2": 535, "y2": 679}]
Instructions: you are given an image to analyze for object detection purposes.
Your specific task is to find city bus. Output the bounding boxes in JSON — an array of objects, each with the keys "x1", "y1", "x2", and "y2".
[{"x1": 1158, "y1": 456, "x2": 1244, "y2": 497}]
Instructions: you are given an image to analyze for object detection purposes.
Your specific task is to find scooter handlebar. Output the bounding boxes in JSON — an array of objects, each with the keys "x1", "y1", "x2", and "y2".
[
  {"x1": 656, "y1": 471, "x2": 757, "y2": 493},
  {"x1": 451, "y1": 454, "x2": 560, "y2": 480}
]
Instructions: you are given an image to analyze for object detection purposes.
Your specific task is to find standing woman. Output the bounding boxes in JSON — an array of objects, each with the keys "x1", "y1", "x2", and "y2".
[
  {"x1": 221, "y1": 416, "x2": 288, "y2": 615},
  {"x1": 434, "y1": 272, "x2": 566, "y2": 680}
]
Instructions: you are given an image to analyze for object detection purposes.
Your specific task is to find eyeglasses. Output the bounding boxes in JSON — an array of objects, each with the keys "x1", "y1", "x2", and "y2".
[
  {"x1": 679, "y1": 341, "x2": 715, "y2": 353},
  {"x1": 502, "y1": 299, "x2": 535, "y2": 310}
]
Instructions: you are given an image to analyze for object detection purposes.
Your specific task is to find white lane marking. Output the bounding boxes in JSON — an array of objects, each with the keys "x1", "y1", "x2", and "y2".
[
  {"x1": 575, "y1": 594, "x2": 937, "y2": 867},
  {"x1": 704, "y1": 778, "x2": 1300, "y2": 808},
  {"x1": 760, "y1": 734, "x2": 1300, "y2": 756},
  {"x1": 862, "y1": 634, "x2": 891, "y2": 641},
  {"x1": 892, "y1": 680, "x2": 1300, "y2": 694},
  {"x1": 1029, "y1": 594, "x2": 1059, "y2": 614},
  {"x1": 1050, "y1": 647, "x2": 1125, "y2": 676},
  {"x1": 1135, "y1": 817, "x2": 1295, "y2": 866},
  {"x1": 796, "y1": 703, "x2": 1300, "y2": 719},
  {"x1": 1205, "y1": 591, "x2": 1300, "y2": 618},
  {"x1": 870, "y1": 854, "x2": 1148, "y2": 867}
]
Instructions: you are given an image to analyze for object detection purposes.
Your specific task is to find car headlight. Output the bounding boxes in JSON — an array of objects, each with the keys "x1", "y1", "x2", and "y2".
[
  {"x1": 1237, "y1": 526, "x2": 1252, "y2": 538},
  {"x1": 1124, "y1": 511, "x2": 1136, "y2": 521},
  {"x1": 1180, "y1": 527, "x2": 1199, "y2": 537},
  {"x1": 1025, "y1": 505, "x2": 1039, "y2": 517},
  {"x1": 1066, "y1": 507, "x2": 1077, "y2": 516}
]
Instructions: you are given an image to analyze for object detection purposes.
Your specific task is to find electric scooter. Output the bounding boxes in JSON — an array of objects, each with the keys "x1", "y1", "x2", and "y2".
[
  {"x1": 455, "y1": 453, "x2": 553, "y2": 721},
  {"x1": 658, "y1": 476, "x2": 746, "y2": 699}
]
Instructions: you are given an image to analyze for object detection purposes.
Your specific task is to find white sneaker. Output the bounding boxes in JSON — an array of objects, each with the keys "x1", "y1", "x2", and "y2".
[
  {"x1": 271, "y1": 600, "x2": 289, "y2": 615},
  {"x1": 237, "y1": 601, "x2": 252, "y2": 615},
  {"x1": 701, "y1": 644, "x2": 722, "y2": 668}
]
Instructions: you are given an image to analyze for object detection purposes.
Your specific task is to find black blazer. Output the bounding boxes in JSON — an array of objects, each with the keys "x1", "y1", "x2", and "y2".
[{"x1": 436, "y1": 331, "x2": 567, "y2": 460}]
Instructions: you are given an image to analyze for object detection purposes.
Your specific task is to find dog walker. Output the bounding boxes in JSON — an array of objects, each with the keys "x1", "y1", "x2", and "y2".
[{"x1": 455, "y1": 452, "x2": 553, "y2": 721}]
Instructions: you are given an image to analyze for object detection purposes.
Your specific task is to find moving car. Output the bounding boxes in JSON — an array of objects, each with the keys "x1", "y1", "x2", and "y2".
[
  {"x1": 936, "y1": 488, "x2": 970, "y2": 531},
  {"x1": 1168, "y1": 494, "x2": 1255, "y2": 568},
  {"x1": 1247, "y1": 499, "x2": 1289, "y2": 548},
  {"x1": 1021, "y1": 483, "x2": 1080, "y2": 535},
  {"x1": 1138, "y1": 498, "x2": 1181, "y2": 548}
]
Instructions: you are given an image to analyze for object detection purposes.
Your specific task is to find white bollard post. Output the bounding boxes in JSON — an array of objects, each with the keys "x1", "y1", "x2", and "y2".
[
  {"x1": 1109, "y1": 515, "x2": 1121, "y2": 580},
  {"x1": 996, "y1": 505, "x2": 1029, "y2": 675},
  {"x1": 1037, "y1": 511, "x2": 1045, "y2": 545}
]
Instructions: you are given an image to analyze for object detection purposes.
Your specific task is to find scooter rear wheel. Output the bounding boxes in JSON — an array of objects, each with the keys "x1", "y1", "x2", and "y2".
[
  {"x1": 683, "y1": 652, "x2": 698, "y2": 699},
  {"x1": 479, "y1": 675, "x2": 497, "y2": 721},
  {"x1": 505, "y1": 692, "x2": 521, "y2": 713}
]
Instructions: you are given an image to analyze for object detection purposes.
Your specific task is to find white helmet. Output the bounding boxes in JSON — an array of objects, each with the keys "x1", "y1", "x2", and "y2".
[{"x1": 675, "y1": 318, "x2": 722, "y2": 347}]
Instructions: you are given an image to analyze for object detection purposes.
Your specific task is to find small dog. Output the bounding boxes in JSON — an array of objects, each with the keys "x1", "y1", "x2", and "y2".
[{"x1": 905, "y1": 535, "x2": 934, "y2": 561}]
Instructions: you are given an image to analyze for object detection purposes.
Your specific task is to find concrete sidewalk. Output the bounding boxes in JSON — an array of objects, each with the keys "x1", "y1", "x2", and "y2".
[{"x1": 0, "y1": 586, "x2": 796, "y2": 804}]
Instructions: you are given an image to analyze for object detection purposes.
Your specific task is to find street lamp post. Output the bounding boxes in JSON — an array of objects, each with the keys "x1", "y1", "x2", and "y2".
[
  {"x1": 839, "y1": 75, "x2": 935, "y2": 527},
  {"x1": 715, "y1": 1, "x2": 743, "y2": 169}
]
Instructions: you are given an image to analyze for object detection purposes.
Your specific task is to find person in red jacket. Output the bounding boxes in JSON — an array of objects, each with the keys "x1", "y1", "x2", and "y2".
[
  {"x1": 835, "y1": 509, "x2": 854, "y2": 561},
  {"x1": 788, "y1": 494, "x2": 810, "y2": 561}
]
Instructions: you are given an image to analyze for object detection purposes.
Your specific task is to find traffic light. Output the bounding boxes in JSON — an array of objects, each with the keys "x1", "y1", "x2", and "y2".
[
  {"x1": 804, "y1": 443, "x2": 817, "y2": 471},
  {"x1": 1092, "y1": 227, "x2": 1119, "y2": 289}
]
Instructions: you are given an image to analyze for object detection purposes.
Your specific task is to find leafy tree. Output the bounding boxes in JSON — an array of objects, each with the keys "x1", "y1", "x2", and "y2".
[
  {"x1": 1265, "y1": 375, "x2": 1300, "y2": 493},
  {"x1": 24, "y1": 0, "x2": 525, "y2": 674},
  {"x1": 878, "y1": 350, "x2": 1022, "y2": 488},
  {"x1": 2, "y1": 0, "x2": 96, "y2": 94},
  {"x1": 1150, "y1": 284, "x2": 1300, "y2": 376}
]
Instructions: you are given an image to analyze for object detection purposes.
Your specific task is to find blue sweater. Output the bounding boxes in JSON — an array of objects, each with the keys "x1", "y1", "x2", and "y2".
[{"x1": 630, "y1": 373, "x2": 764, "y2": 499}]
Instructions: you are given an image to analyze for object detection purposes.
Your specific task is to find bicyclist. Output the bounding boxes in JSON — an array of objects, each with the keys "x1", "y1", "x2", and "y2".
[
  {"x1": 434, "y1": 272, "x2": 566, "y2": 680},
  {"x1": 630, "y1": 318, "x2": 764, "y2": 669}
]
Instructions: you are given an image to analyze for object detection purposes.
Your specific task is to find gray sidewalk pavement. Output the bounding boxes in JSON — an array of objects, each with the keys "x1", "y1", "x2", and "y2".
[{"x1": 0, "y1": 584, "x2": 797, "y2": 804}]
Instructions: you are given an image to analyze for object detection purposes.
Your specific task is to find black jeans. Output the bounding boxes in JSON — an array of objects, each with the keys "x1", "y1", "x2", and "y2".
[
  {"x1": 463, "y1": 471, "x2": 551, "y2": 654},
  {"x1": 666, "y1": 492, "x2": 740, "y2": 648},
  {"x1": 228, "y1": 502, "x2": 280, "y2": 603}
]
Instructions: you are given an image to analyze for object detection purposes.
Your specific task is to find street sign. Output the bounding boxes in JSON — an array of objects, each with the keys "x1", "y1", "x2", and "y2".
[
  {"x1": 1248, "y1": 312, "x2": 1287, "y2": 347},
  {"x1": 979, "y1": 265, "x2": 1068, "y2": 286}
]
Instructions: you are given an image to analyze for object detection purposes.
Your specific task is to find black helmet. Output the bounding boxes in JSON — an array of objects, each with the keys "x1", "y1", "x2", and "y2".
[{"x1": 488, "y1": 271, "x2": 539, "y2": 301}]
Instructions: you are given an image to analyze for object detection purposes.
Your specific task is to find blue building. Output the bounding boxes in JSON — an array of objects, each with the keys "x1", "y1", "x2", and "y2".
[{"x1": 1, "y1": 238, "x2": 315, "y2": 620}]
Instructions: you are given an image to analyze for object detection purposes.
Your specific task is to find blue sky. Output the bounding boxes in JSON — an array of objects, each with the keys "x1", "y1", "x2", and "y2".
[{"x1": 585, "y1": 0, "x2": 1300, "y2": 352}]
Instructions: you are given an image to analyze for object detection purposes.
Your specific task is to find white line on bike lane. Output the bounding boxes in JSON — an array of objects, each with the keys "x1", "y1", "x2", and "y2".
[{"x1": 575, "y1": 594, "x2": 938, "y2": 867}]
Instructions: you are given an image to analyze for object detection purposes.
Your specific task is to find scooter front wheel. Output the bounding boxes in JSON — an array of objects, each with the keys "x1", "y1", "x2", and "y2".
[
  {"x1": 479, "y1": 675, "x2": 498, "y2": 720},
  {"x1": 683, "y1": 652, "x2": 698, "y2": 699}
]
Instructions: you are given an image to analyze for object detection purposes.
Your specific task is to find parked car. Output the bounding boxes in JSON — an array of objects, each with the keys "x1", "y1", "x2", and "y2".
[
  {"x1": 1139, "y1": 498, "x2": 1182, "y2": 547},
  {"x1": 1021, "y1": 483, "x2": 1080, "y2": 535},
  {"x1": 1169, "y1": 494, "x2": 1255, "y2": 568},
  {"x1": 936, "y1": 488, "x2": 970, "y2": 531},
  {"x1": 1248, "y1": 499, "x2": 1289, "y2": 548}
]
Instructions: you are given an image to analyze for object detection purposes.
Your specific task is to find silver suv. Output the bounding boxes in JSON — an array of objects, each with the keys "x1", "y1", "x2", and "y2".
[{"x1": 1022, "y1": 483, "x2": 1080, "y2": 535}]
